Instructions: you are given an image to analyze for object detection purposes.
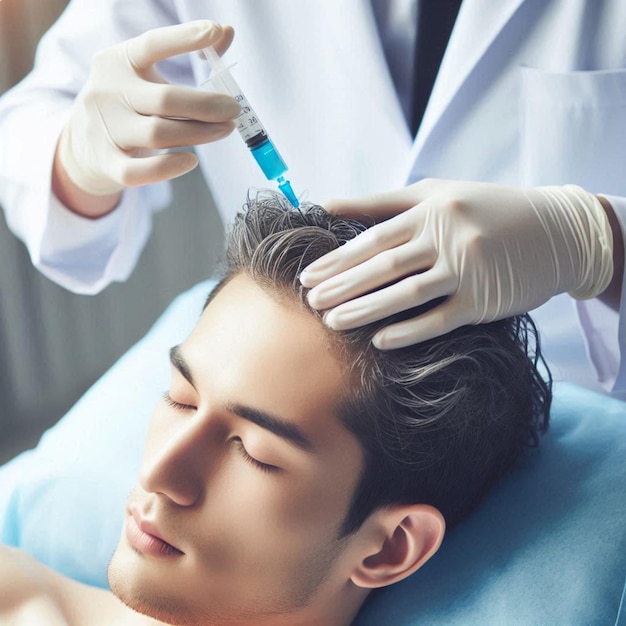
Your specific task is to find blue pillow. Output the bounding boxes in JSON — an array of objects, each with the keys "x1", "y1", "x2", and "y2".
[
  {"x1": 354, "y1": 383, "x2": 626, "y2": 625},
  {"x1": 1, "y1": 279, "x2": 625, "y2": 624}
]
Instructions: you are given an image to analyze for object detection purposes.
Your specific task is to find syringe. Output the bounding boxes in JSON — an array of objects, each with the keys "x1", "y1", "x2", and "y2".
[{"x1": 199, "y1": 46, "x2": 299, "y2": 208}]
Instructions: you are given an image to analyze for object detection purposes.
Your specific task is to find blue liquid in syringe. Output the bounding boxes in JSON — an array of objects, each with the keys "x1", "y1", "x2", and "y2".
[{"x1": 245, "y1": 130, "x2": 299, "y2": 208}]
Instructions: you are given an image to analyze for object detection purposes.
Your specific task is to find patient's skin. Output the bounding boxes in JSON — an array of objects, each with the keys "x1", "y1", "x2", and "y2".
[{"x1": 0, "y1": 273, "x2": 443, "y2": 626}]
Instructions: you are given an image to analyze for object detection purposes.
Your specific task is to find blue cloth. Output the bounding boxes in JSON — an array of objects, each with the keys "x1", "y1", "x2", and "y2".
[{"x1": 1, "y1": 279, "x2": 625, "y2": 624}]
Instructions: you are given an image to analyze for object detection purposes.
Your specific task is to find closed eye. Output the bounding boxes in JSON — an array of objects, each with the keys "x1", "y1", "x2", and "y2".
[
  {"x1": 161, "y1": 392, "x2": 279, "y2": 473},
  {"x1": 162, "y1": 391, "x2": 197, "y2": 412},
  {"x1": 232, "y1": 437, "x2": 280, "y2": 474}
]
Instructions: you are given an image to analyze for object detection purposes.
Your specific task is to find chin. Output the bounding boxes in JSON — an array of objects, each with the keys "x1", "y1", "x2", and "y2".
[
  {"x1": 108, "y1": 553, "x2": 190, "y2": 625},
  {"x1": 107, "y1": 547, "x2": 245, "y2": 626},
  {"x1": 107, "y1": 546, "x2": 177, "y2": 623}
]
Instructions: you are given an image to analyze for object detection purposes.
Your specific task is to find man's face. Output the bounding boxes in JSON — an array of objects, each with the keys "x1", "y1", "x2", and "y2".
[{"x1": 108, "y1": 274, "x2": 365, "y2": 625}]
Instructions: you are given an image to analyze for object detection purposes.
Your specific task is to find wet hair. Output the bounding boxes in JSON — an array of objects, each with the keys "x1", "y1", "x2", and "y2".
[{"x1": 210, "y1": 191, "x2": 552, "y2": 536}]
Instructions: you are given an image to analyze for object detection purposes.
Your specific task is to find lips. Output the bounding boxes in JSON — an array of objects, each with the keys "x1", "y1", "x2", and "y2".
[{"x1": 126, "y1": 509, "x2": 184, "y2": 558}]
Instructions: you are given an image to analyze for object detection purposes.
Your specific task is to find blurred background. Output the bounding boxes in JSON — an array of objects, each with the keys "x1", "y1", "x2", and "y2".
[{"x1": 0, "y1": 0, "x2": 224, "y2": 463}]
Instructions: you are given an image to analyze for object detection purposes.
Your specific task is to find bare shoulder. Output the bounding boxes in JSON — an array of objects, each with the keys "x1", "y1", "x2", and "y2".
[
  {"x1": 0, "y1": 545, "x2": 46, "y2": 606},
  {"x1": 0, "y1": 544, "x2": 68, "y2": 623},
  {"x1": 0, "y1": 545, "x2": 120, "y2": 625}
]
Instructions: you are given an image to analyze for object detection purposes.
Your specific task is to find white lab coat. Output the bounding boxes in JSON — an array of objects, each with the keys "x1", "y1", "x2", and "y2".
[{"x1": 0, "y1": 0, "x2": 625, "y2": 394}]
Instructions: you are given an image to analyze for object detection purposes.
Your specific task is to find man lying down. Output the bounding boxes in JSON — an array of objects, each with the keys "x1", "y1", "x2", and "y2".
[{"x1": 0, "y1": 192, "x2": 551, "y2": 626}]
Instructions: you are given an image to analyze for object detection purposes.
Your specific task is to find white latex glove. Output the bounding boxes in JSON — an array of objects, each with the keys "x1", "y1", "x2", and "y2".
[
  {"x1": 300, "y1": 180, "x2": 614, "y2": 349},
  {"x1": 57, "y1": 20, "x2": 240, "y2": 198}
]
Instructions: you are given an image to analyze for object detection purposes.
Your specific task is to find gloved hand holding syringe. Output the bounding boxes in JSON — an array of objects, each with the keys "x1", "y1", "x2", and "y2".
[{"x1": 198, "y1": 46, "x2": 299, "y2": 208}]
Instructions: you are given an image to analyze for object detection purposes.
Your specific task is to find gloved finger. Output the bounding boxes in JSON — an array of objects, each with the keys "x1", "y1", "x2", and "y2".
[
  {"x1": 136, "y1": 25, "x2": 234, "y2": 92},
  {"x1": 323, "y1": 179, "x2": 439, "y2": 220},
  {"x1": 211, "y1": 24, "x2": 235, "y2": 56},
  {"x1": 300, "y1": 210, "x2": 419, "y2": 286},
  {"x1": 126, "y1": 20, "x2": 227, "y2": 71},
  {"x1": 372, "y1": 298, "x2": 469, "y2": 350},
  {"x1": 307, "y1": 240, "x2": 435, "y2": 310},
  {"x1": 118, "y1": 117, "x2": 235, "y2": 150},
  {"x1": 129, "y1": 85, "x2": 241, "y2": 122},
  {"x1": 323, "y1": 267, "x2": 455, "y2": 331},
  {"x1": 110, "y1": 150, "x2": 199, "y2": 188}
]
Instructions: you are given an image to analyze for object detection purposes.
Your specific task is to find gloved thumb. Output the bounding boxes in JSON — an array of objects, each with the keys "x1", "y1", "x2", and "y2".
[{"x1": 125, "y1": 20, "x2": 233, "y2": 71}]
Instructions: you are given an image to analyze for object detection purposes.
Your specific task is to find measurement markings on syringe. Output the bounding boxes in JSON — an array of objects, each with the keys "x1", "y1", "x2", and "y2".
[{"x1": 233, "y1": 94, "x2": 266, "y2": 144}]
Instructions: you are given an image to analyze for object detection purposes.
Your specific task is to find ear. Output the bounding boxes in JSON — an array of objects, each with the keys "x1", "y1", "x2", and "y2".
[{"x1": 350, "y1": 505, "x2": 445, "y2": 589}]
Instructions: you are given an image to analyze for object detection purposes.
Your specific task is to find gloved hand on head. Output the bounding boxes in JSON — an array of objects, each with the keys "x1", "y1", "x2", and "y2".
[
  {"x1": 300, "y1": 179, "x2": 615, "y2": 349},
  {"x1": 55, "y1": 20, "x2": 240, "y2": 215}
]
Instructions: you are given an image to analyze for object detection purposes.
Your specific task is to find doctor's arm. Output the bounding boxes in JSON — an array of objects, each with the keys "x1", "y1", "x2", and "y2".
[
  {"x1": 300, "y1": 179, "x2": 620, "y2": 348},
  {"x1": 0, "y1": 1, "x2": 235, "y2": 295}
]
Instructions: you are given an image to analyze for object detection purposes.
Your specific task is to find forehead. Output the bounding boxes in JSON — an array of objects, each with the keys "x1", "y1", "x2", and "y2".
[{"x1": 182, "y1": 274, "x2": 358, "y2": 455}]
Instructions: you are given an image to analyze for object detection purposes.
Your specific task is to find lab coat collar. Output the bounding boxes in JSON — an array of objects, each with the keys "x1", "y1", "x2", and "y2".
[{"x1": 413, "y1": 0, "x2": 527, "y2": 156}]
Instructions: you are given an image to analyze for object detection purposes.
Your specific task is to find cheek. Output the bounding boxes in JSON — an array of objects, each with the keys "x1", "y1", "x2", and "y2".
[{"x1": 192, "y1": 466, "x2": 347, "y2": 574}]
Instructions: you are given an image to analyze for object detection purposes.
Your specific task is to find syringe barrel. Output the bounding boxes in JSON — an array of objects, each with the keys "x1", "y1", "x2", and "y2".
[
  {"x1": 201, "y1": 50, "x2": 270, "y2": 150},
  {"x1": 250, "y1": 139, "x2": 288, "y2": 181},
  {"x1": 199, "y1": 47, "x2": 299, "y2": 206},
  {"x1": 201, "y1": 58, "x2": 288, "y2": 181}
]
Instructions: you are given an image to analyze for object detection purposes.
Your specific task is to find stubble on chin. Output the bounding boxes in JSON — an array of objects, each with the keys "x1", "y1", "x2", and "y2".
[{"x1": 107, "y1": 551, "x2": 195, "y2": 625}]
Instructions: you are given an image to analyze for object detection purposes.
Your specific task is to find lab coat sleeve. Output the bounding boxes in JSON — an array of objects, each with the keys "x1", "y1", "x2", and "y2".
[
  {"x1": 0, "y1": 0, "x2": 194, "y2": 294},
  {"x1": 575, "y1": 194, "x2": 626, "y2": 399}
]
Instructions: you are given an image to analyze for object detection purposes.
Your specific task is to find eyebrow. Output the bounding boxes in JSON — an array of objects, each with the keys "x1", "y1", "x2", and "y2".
[
  {"x1": 225, "y1": 402, "x2": 315, "y2": 453},
  {"x1": 170, "y1": 346, "x2": 195, "y2": 387},
  {"x1": 168, "y1": 345, "x2": 315, "y2": 453}
]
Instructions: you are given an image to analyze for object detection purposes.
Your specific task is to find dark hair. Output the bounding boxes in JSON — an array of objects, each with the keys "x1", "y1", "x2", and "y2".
[{"x1": 213, "y1": 191, "x2": 552, "y2": 536}]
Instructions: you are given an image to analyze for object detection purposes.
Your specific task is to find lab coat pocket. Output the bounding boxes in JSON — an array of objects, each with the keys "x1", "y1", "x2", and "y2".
[{"x1": 519, "y1": 66, "x2": 626, "y2": 194}]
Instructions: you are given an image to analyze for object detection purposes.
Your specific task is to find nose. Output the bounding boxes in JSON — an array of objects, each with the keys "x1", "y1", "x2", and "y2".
[{"x1": 139, "y1": 414, "x2": 216, "y2": 507}]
